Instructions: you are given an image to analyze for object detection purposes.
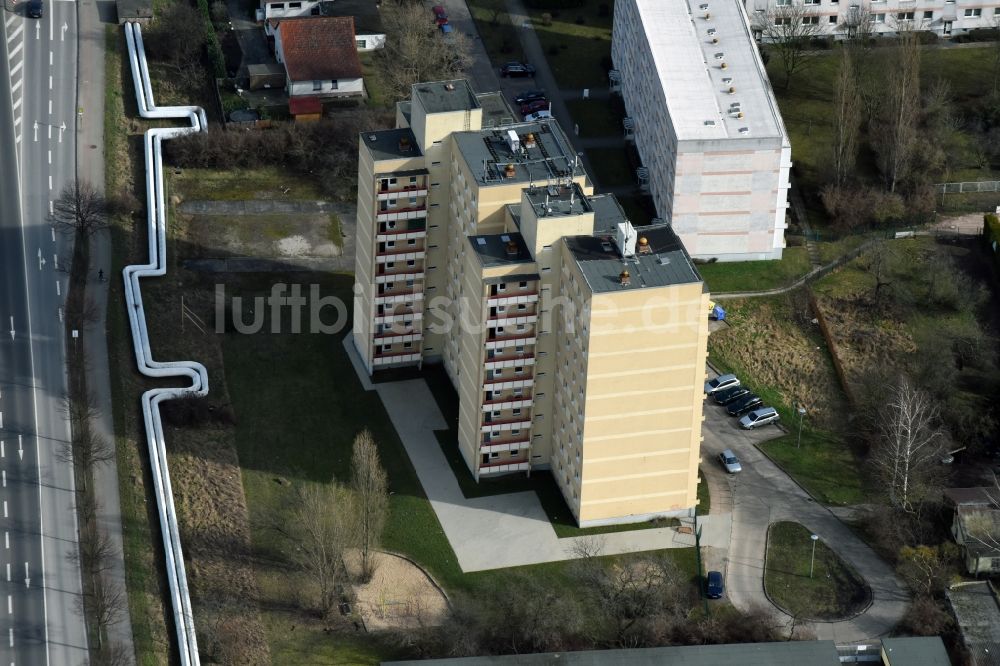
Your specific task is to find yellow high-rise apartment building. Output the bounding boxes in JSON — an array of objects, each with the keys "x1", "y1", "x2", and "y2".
[{"x1": 352, "y1": 80, "x2": 710, "y2": 527}]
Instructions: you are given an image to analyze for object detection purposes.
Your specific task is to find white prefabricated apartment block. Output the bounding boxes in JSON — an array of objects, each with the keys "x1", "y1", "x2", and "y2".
[
  {"x1": 612, "y1": 0, "x2": 791, "y2": 261},
  {"x1": 750, "y1": 0, "x2": 1000, "y2": 38}
]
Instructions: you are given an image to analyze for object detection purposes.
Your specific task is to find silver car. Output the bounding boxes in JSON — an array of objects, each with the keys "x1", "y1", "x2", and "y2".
[
  {"x1": 704, "y1": 373, "x2": 739, "y2": 395},
  {"x1": 718, "y1": 449, "x2": 742, "y2": 474},
  {"x1": 739, "y1": 407, "x2": 779, "y2": 430}
]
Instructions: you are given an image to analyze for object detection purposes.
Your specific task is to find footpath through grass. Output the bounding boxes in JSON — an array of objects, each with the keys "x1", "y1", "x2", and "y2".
[{"x1": 764, "y1": 521, "x2": 871, "y2": 620}]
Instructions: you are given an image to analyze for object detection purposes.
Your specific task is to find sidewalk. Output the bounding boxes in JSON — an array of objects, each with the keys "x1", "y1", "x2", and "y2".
[
  {"x1": 344, "y1": 334, "x2": 730, "y2": 573},
  {"x1": 77, "y1": 9, "x2": 136, "y2": 660}
]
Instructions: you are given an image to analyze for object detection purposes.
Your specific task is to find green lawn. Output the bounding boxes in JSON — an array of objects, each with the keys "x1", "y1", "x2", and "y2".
[
  {"x1": 585, "y1": 147, "x2": 633, "y2": 188},
  {"x1": 759, "y1": 433, "x2": 865, "y2": 506},
  {"x1": 467, "y1": 0, "x2": 526, "y2": 65},
  {"x1": 764, "y1": 521, "x2": 871, "y2": 620},
  {"x1": 696, "y1": 467, "x2": 711, "y2": 516},
  {"x1": 565, "y1": 98, "x2": 622, "y2": 138},
  {"x1": 220, "y1": 274, "x2": 700, "y2": 661},
  {"x1": 696, "y1": 247, "x2": 811, "y2": 294},
  {"x1": 528, "y1": 0, "x2": 613, "y2": 89},
  {"x1": 170, "y1": 167, "x2": 327, "y2": 201}
]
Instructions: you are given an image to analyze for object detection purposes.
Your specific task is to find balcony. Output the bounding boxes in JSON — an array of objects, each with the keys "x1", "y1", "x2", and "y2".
[
  {"x1": 376, "y1": 264, "x2": 425, "y2": 278},
  {"x1": 377, "y1": 228, "x2": 427, "y2": 243},
  {"x1": 373, "y1": 330, "x2": 421, "y2": 343},
  {"x1": 484, "y1": 356, "x2": 535, "y2": 371},
  {"x1": 377, "y1": 184, "x2": 428, "y2": 200},
  {"x1": 487, "y1": 291, "x2": 539, "y2": 308},
  {"x1": 376, "y1": 205, "x2": 427, "y2": 222},
  {"x1": 374, "y1": 310, "x2": 422, "y2": 325},
  {"x1": 375, "y1": 291, "x2": 424, "y2": 306},
  {"x1": 481, "y1": 398, "x2": 533, "y2": 412},
  {"x1": 487, "y1": 314, "x2": 538, "y2": 327},
  {"x1": 375, "y1": 249, "x2": 426, "y2": 262},
  {"x1": 372, "y1": 351, "x2": 421, "y2": 367},
  {"x1": 479, "y1": 461, "x2": 530, "y2": 476},
  {"x1": 485, "y1": 334, "x2": 536, "y2": 350},
  {"x1": 480, "y1": 439, "x2": 531, "y2": 453},
  {"x1": 482, "y1": 377, "x2": 534, "y2": 390},
  {"x1": 480, "y1": 418, "x2": 532, "y2": 433}
]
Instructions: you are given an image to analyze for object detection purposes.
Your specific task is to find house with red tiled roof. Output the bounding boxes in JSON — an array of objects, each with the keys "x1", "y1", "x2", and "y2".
[{"x1": 272, "y1": 16, "x2": 364, "y2": 103}]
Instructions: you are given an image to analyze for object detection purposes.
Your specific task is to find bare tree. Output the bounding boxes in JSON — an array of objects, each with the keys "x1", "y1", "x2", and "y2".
[
  {"x1": 72, "y1": 528, "x2": 118, "y2": 579},
  {"x1": 351, "y1": 430, "x2": 388, "y2": 582},
  {"x1": 58, "y1": 395, "x2": 114, "y2": 488},
  {"x1": 869, "y1": 377, "x2": 944, "y2": 513},
  {"x1": 860, "y1": 239, "x2": 897, "y2": 310},
  {"x1": 842, "y1": 1, "x2": 876, "y2": 41},
  {"x1": 753, "y1": 1, "x2": 823, "y2": 90},
  {"x1": 870, "y1": 32, "x2": 920, "y2": 192},
  {"x1": 569, "y1": 534, "x2": 606, "y2": 560},
  {"x1": 96, "y1": 641, "x2": 133, "y2": 666},
  {"x1": 377, "y1": 0, "x2": 475, "y2": 101},
  {"x1": 832, "y1": 48, "x2": 861, "y2": 187},
  {"x1": 143, "y1": 2, "x2": 209, "y2": 91},
  {"x1": 288, "y1": 482, "x2": 353, "y2": 618},
  {"x1": 51, "y1": 180, "x2": 110, "y2": 239},
  {"x1": 77, "y1": 575, "x2": 125, "y2": 650}
]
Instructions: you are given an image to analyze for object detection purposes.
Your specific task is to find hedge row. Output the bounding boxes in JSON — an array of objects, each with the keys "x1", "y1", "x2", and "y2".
[
  {"x1": 986, "y1": 212, "x2": 1000, "y2": 245},
  {"x1": 195, "y1": 0, "x2": 226, "y2": 78}
]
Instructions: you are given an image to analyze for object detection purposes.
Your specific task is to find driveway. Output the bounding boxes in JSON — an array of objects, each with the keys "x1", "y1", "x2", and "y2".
[{"x1": 701, "y1": 371, "x2": 910, "y2": 642}]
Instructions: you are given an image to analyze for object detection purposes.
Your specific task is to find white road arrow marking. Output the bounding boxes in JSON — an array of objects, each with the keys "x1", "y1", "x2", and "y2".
[
  {"x1": 61, "y1": 22, "x2": 67, "y2": 41},
  {"x1": 24, "y1": 563, "x2": 29, "y2": 589},
  {"x1": 35, "y1": 22, "x2": 39, "y2": 39},
  {"x1": 37, "y1": 248, "x2": 46, "y2": 270},
  {"x1": 2, "y1": 471, "x2": 6, "y2": 487},
  {"x1": 32, "y1": 122, "x2": 37, "y2": 142},
  {"x1": 17, "y1": 436, "x2": 23, "y2": 462},
  {"x1": 1, "y1": 441, "x2": 4, "y2": 458},
  {"x1": 59, "y1": 122, "x2": 65, "y2": 143},
  {"x1": 5, "y1": 563, "x2": 8, "y2": 582},
  {"x1": 7, "y1": 317, "x2": 12, "y2": 341}
]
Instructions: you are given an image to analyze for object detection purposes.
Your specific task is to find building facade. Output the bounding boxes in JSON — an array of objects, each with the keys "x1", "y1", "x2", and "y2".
[
  {"x1": 352, "y1": 81, "x2": 709, "y2": 526},
  {"x1": 611, "y1": 0, "x2": 791, "y2": 261},
  {"x1": 750, "y1": 0, "x2": 1000, "y2": 38}
]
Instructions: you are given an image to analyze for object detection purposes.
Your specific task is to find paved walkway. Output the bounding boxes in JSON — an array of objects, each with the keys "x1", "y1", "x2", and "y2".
[
  {"x1": 701, "y1": 370, "x2": 909, "y2": 642},
  {"x1": 77, "y1": 6, "x2": 136, "y2": 660},
  {"x1": 344, "y1": 334, "x2": 730, "y2": 572}
]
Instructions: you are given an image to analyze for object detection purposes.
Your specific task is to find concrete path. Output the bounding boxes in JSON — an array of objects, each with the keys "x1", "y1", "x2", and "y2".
[
  {"x1": 77, "y1": 4, "x2": 136, "y2": 660},
  {"x1": 431, "y1": 0, "x2": 501, "y2": 94},
  {"x1": 701, "y1": 373, "x2": 909, "y2": 642},
  {"x1": 344, "y1": 334, "x2": 729, "y2": 573}
]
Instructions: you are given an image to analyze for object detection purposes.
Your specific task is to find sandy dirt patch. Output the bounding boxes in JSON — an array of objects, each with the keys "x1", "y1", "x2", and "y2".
[{"x1": 344, "y1": 551, "x2": 448, "y2": 631}]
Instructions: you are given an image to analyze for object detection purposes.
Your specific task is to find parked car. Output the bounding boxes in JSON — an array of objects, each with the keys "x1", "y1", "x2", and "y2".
[
  {"x1": 432, "y1": 5, "x2": 447, "y2": 19},
  {"x1": 739, "y1": 407, "x2": 780, "y2": 430},
  {"x1": 718, "y1": 449, "x2": 742, "y2": 474},
  {"x1": 501, "y1": 61, "x2": 536, "y2": 77},
  {"x1": 523, "y1": 110, "x2": 552, "y2": 121},
  {"x1": 704, "y1": 373, "x2": 739, "y2": 395},
  {"x1": 435, "y1": 15, "x2": 449, "y2": 26},
  {"x1": 520, "y1": 99, "x2": 550, "y2": 115},
  {"x1": 514, "y1": 90, "x2": 546, "y2": 105},
  {"x1": 706, "y1": 571, "x2": 724, "y2": 599},
  {"x1": 26, "y1": 0, "x2": 43, "y2": 17},
  {"x1": 726, "y1": 394, "x2": 762, "y2": 417},
  {"x1": 439, "y1": 23, "x2": 453, "y2": 34},
  {"x1": 713, "y1": 385, "x2": 751, "y2": 406}
]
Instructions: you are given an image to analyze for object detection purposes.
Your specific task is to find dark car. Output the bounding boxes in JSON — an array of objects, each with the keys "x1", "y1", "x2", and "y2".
[
  {"x1": 520, "y1": 99, "x2": 550, "y2": 115},
  {"x1": 514, "y1": 90, "x2": 546, "y2": 105},
  {"x1": 27, "y1": 0, "x2": 43, "y2": 18},
  {"x1": 713, "y1": 385, "x2": 751, "y2": 406},
  {"x1": 500, "y1": 61, "x2": 536, "y2": 77},
  {"x1": 706, "y1": 571, "x2": 724, "y2": 599},
  {"x1": 727, "y1": 393, "x2": 762, "y2": 417},
  {"x1": 432, "y1": 4, "x2": 447, "y2": 18}
]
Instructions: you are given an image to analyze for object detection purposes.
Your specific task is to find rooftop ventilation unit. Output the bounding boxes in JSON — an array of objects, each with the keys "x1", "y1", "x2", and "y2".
[
  {"x1": 617, "y1": 221, "x2": 638, "y2": 258},
  {"x1": 506, "y1": 129, "x2": 520, "y2": 153},
  {"x1": 739, "y1": 127, "x2": 750, "y2": 135},
  {"x1": 444, "y1": 82, "x2": 455, "y2": 91},
  {"x1": 707, "y1": 27, "x2": 716, "y2": 35},
  {"x1": 704, "y1": 120, "x2": 716, "y2": 126},
  {"x1": 714, "y1": 52, "x2": 725, "y2": 59},
  {"x1": 699, "y1": 3, "x2": 709, "y2": 9},
  {"x1": 722, "y1": 77, "x2": 733, "y2": 84},
  {"x1": 657, "y1": 255, "x2": 672, "y2": 266}
]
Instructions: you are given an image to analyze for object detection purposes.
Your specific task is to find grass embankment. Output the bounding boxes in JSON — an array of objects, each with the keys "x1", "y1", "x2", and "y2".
[
  {"x1": 708, "y1": 294, "x2": 864, "y2": 505},
  {"x1": 764, "y1": 521, "x2": 871, "y2": 620},
  {"x1": 104, "y1": 24, "x2": 172, "y2": 666},
  {"x1": 585, "y1": 147, "x2": 634, "y2": 188},
  {"x1": 564, "y1": 98, "x2": 621, "y2": 138},
  {"x1": 529, "y1": 0, "x2": 612, "y2": 89},
  {"x1": 698, "y1": 247, "x2": 811, "y2": 294},
  {"x1": 221, "y1": 274, "x2": 699, "y2": 663}
]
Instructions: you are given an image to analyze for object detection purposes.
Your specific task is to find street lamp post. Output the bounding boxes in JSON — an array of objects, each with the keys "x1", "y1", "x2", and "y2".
[
  {"x1": 810, "y1": 534, "x2": 819, "y2": 578},
  {"x1": 796, "y1": 406, "x2": 807, "y2": 449}
]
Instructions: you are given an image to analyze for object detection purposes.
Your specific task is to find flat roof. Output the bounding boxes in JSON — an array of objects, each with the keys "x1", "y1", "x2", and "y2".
[
  {"x1": 524, "y1": 182, "x2": 592, "y2": 218},
  {"x1": 476, "y1": 91, "x2": 518, "y2": 128},
  {"x1": 567, "y1": 212, "x2": 701, "y2": 293},
  {"x1": 361, "y1": 128, "x2": 422, "y2": 161},
  {"x1": 880, "y1": 637, "x2": 952, "y2": 666},
  {"x1": 413, "y1": 80, "x2": 480, "y2": 114},
  {"x1": 947, "y1": 582, "x2": 1000, "y2": 666},
  {"x1": 631, "y1": 0, "x2": 784, "y2": 141},
  {"x1": 454, "y1": 121, "x2": 583, "y2": 187},
  {"x1": 385, "y1": 641, "x2": 841, "y2": 665},
  {"x1": 469, "y1": 232, "x2": 534, "y2": 268}
]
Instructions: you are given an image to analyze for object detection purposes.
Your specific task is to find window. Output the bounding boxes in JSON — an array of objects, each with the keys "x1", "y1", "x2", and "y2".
[
  {"x1": 509, "y1": 449, "x2": 519, "y2": 457},
  {"x1": 407, "y1": 239, "x2": 416, "y2": 246},
  {"x1": 776, "y1": 0, "x2": 791, "y2": 6},
  {"x1": 386, "y1": 240, "x2": 396, "y2": 249},
  {"x1": 513, "y1": 408, "x2": 522, "y2": 416},
  {"x1": 774, "y1": 17, "x2": 791, "y2": 25},
  {"x1": 923, "y1": 10, "x2": 933, "y2": 18},
  {"x1": 964, "y1": 8, "x2": 981, "y2": 17},
  {"x1": 492, "y1": 410, "x2": 501, "y2": 417},
  {"x1": 406, "y1": 260, "x2": 416, "y2": 267},
  {"x1": 356, "y1": 39, "x2": 367, "y2": 49},
  {"x1": 312, "y1": 80, "x2": 322, "y2": 91},
  {"x1": 519, "y1": 281, "x2": 528, "y2": 288},
  {"x1": 490, "y1": 451, "x2": 500, "y2": 459},
  {"x1": 802, "y1": 15, "x2": 819, "y2": 23},
  {"x1": 270, "y1": 2, "x2": 284, "y2": 8},
  {"x1": 513, "y1": 388, "x2": 523, "y2": 397},
  {"x1": 288, "y1": 1, "x2": 300, "y2": 7},
  {"x1": 804, "y1": 0, "x2": 818, "y2": 4},
  {"x1": 511, "y1": 429, "x2": 520, "y2": 436},
  {"x1": 386, "y1": 262, "x2": 395, "y2": 269},
  {"x1": 403, "y1": 341, "x2": 412, "y2": 349},
  {"x1": 515, "y1": 366, "x2": 523, "y2": 373},
  {"x1": 874, "y1": 12, "x2": 885, "y2": 22},
  {"x1": 897, "y1": 11, "x2": 913, "y2": 19},
  {"x1": 498, "y1": 283, "x2": 506, "y2": 292},
  {"x1": 829, "y1": 14, "x2": 838, "y2": 22},
  {"x1": 995, "y1": 7, "x2": 1000, "y2": 15}
]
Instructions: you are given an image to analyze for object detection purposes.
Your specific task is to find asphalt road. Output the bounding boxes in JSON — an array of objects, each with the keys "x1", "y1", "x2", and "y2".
[{"x1": 1, "y1": 1, "x2": 89, "y2": 664}]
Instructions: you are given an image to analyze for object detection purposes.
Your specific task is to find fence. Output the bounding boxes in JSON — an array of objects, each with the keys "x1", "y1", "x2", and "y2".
[{"x1": 936, "y1": 181, "x2": 1000, "y2": 194}]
